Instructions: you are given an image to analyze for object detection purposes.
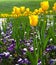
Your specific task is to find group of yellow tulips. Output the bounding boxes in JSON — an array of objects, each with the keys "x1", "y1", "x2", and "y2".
[{"x1": 0, "y1": 1, "x2": 56, "y2": 26}]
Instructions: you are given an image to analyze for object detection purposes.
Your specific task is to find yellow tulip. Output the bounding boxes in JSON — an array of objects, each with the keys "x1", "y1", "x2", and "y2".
[
  {"x1": 23, "y1": 8, "x2": 31, "y2": 16},
  {"x1": 34, "y1": 9, "x2": 38, "y2": 13},
  {"x1": 16, "y1": 8, "x2": 20, "y2": 14},
  {"x1": 29, "y1": 11, "x2": 32, "y2": 15},
  {"x1": 13, "y1": 6, "x2": 18, "y2": 12},
  {"x1": 53, "y1": 6, "x2": 56, "y2": 11},
  {"x1": 40, "y1": 1, "x2": 49, "y2": 11},
  {"x1": 13, "y1": 6, "x2": 20, "y2": 14},
  {"x1": 53, "y1": 2, "x2": 56, "y2": 11},
  {"x1": 33, "y1": 9, "x2": 39, "y2": 15},
  {"x1": 1, "y1": 14, "x2": 4, "y2": 17},
  {"x1": 20, "y1": 6, "x2": 25, "y2": 12},
  {"x1": 10, "y1": 14, "x2": 13, "y2": 17},
  {"x1": 13, "y1": 14, "x2": 18, "y2": 18},
  {"x1": 32, "y1": 12, "x2": 36, "y2": 15},
  {"x1": 1, "y1": 14, "x2": 9, "y2": 17},
  {"x1": 26, "y1": 8, "x2": 30, "y2": 12},
  {"x1": 29, "y1": 15, "x2": 38, "y2": 26},
  {"x1": 54, "y1": 2, "x2": 56, "y2": 6},
  {"x1": 38, "y1": 8, "x2": 44, "y2": 13},
  {"x1": 23, "y1": 11, "x2": 28, "y2": 16}
]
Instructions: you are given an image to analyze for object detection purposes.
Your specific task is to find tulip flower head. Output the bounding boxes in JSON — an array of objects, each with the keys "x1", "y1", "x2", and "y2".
[
  {"x1": 38, "y1": 8, "x2": 44, "y2": 13},
  {"x1": 53, "y1": 2, "x2": 56, "y2": 11},
  {"x1": 20, "y1": 6, "x2": 25, "y2": 12},
  {"x1": 29, "y1": 15, "x2": 38, "y2": 26},
  {"x1": 40, "y1": 1, "x2": 49, "y2": 11}
]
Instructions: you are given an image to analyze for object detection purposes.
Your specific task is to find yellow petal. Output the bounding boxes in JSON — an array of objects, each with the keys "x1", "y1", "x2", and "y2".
[{"x1": 29, "y1": 15, "x2": 38, "y2": 26}]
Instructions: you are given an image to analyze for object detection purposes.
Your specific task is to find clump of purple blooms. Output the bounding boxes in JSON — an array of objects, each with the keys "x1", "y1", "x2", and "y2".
[{"x1": 0, "y1": 21, "x2": 56, "y2": 65}]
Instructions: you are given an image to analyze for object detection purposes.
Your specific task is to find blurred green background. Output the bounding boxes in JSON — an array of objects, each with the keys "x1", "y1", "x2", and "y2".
[{"x1": 0, "y1": 0, "x2": 56, "y2": 13}]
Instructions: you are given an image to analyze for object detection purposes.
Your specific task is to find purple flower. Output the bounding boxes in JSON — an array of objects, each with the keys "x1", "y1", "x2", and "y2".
[
  {"x1": 46, "y1": 45, "x2": 52, "y2": 52},
  {"x1": 38, "y1": 59, "x2": 41, "y2": 65},
  {"x1": 23, "y1": 58, "x2": 30, "y2": 64},
  {"x1": 8, "y1": 44, "x2": 15, "y2": 51},
  {"x1": 45, "y1": 45, "x2": 56, "y2": 52},
  {"x1": 2, "y1": 38, "x2": 7, "y2": 43},
  {"x1": 49, "y1": 59, "x2": 53, "y2": 65},
  {"x1": 25, "y1": 42, "x2": 30, "y2": 46},
  {"x1": 51, "y1": 45, "x2": 56, "y2": 50},
  {"x1": 28, "y1": 46, "x2": 34, "y2": 52},
  {"x1": 4, "y1": 35, "x2": 11, "y2": 39},
  {"x1": 49, "y1": 59, "x2": 56, "y2": 65},
  {"x1": 3, "y1": 52, "x2": 10, "y2": 58},
  {"x1": 29, "y1": 39, "x2": 33, "y2": 43},
  {"x1": 18, "y1": 58, "x2": 30, "y2": 64},
  {"x1": 0, "y1": 53, "x2": 4, "y2": 57},
  {"x1": 10, "y1": 31, "x2": 12, "y2": 34},
  {"x1": 8, "y1": 39, "x2": 16, "y2": 43},
  {"x1": 22, "y1": 48, "x2": 27, "y2": 55},
  {"x1": 18, "y1": 58, "x2": 24, "y2": 64},
  {"x1": 6, "y1": 30, "x2": 12, "y2": 36},
  {"x1": 11, "y1": 39, "x2": 16, "y2": 44}
]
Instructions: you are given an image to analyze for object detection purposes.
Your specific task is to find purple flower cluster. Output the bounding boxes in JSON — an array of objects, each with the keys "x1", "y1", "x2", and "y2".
[
  {"x1": 0, "y1": 22, "x2": 16, "y2": 64},
  {"x1": 0, "y1": 22, "x2": 31, "y2": 65},
  {"x1": 45, "y1": 45, "x2": 56, "y2": 52},
  {"x1": 43, "y1": 44, "x2": 56, "y2": 65},
  {"x1": 18, "y1": 38, "x2": 34, "y2": 64},
  {"x1": 0, "y1": 21, "x2": 56, "y2": 65},
  {"x1": 38, "y1": 59, "x2": 42, "y2": 65},
  {"x1": 49, "y1": 59, "x2": 56, "y2": 65},
  {"x1": 18, "y1": 58, "x2": 30, "y2": 64},
  {"x1": 19, "y1": 35, "x2": 34, "y2": 53},
  {"x1": 1, "y1": 22, "x2": 16, "y2": 51},
  {"x1": 0, "y1": 52, "x2": 10, "y2": 58}
]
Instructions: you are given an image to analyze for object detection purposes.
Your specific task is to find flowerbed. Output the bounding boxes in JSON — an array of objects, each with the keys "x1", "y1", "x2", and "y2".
[{"x1": 0, "y1": 1, "x2": 56, "y2": 65}]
